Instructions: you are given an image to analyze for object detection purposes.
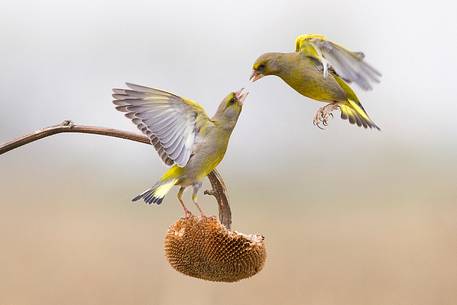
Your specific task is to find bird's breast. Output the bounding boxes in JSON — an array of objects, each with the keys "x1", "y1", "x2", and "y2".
[
  {"x1": 277, "y1": 55, "x2": 348, "y2": 102},
  {"x1": 183, "y1": 131, "x2": 229, "y2": 181}
]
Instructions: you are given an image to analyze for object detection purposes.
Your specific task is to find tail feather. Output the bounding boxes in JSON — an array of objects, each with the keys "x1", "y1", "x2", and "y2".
[
  {"x1": 132, "y1": 179, "x2": 178, "y2": 205},
  {"x1": 340, "y1": 99, "x2": 380, "y2": 130}
]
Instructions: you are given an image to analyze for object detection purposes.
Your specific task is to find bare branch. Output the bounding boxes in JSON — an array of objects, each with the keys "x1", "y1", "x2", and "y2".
[{"x1": 0, "y1": 120, "x2": 232, "y2": 229}]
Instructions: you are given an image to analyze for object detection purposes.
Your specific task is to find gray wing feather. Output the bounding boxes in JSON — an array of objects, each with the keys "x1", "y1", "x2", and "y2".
[
  {"x1": 311, "y1": 40, "x2": 382, "y2": 90},
  {"x1": 112, "y1": 83, "x2": 208, "y2": 167}
]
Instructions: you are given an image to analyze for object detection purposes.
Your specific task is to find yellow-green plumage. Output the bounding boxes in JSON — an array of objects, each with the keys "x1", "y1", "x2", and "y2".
[
  {"x1": 251, "y1": 34, "x2": 381, "y2": 129},
  {"x1": 113, "y1": 83, "x2": 247, "y2": 214},
  {"x1": 295, "y1": 34, "x2": 328, "y2": 64},
  {"x1": 158, "y1": 116, "x2": 235, "y2": 185}
]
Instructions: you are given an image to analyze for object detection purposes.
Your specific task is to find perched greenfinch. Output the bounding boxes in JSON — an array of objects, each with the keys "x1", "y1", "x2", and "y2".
[
  {"x1": 251, "y1": 34, "x2": 381, "y2": 129},
  {"x1": 113, "y1": 83, "x2": 247, "y2": 216}
]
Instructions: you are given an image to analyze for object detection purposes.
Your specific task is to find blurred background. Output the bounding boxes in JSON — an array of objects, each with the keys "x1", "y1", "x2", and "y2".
[{"x1": 1, "y1": 0, "x2": 456, "y2": 304}]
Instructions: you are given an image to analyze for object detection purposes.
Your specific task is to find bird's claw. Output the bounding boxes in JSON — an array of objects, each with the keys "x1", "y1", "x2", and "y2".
[
  {"x1": 313, "y1": 120, "x2": 325, "y2": 130},
  {"x1": 313, "y1": 111, "x2": 328, "y2": 130},
  {"x1": 313, "y1": 104, "x2": 338, "y2": 130}
]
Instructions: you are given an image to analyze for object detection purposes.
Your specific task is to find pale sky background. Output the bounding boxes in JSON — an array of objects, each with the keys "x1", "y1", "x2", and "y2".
[{"x1": 1, "y1": 0, "x2": 457, "y2": 304}]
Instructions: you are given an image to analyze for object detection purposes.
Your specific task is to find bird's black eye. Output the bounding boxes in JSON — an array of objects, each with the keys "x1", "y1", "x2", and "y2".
[
  {"x1": 258, "y1": 64, "x2": 266, "y2": 71},
  {"x1": 229, "y1": 97, "x2": 236, "y2": 105}
]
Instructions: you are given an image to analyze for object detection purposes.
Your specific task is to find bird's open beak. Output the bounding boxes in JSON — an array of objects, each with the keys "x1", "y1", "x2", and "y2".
[
  {"x1": 250, "y1": 70, "x2": 264, "y2": 82},
  {"x1": 235, "y1": 88, "x2": 249, "y2": 106}
]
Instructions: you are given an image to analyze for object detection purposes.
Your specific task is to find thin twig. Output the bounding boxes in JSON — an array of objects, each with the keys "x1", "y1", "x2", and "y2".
[{"x1": 0, "y1": 120, "x2": 232, "y2": 229}]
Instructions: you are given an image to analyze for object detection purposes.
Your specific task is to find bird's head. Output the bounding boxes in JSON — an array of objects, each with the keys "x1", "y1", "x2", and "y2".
[
  {"x1": 250, "y1": 52, "x2": 282, "y2": 82},
  {"x1": 214, "y1": 88, "x2": 248, "y2": 127}
]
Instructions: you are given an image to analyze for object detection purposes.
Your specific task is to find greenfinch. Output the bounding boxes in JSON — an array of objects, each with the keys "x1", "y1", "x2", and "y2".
[
  {"x1": 251, "y1": 34, "x2": 381, "y2": 129},
  {"x1": 113, "y1": 83, "x2": 247, "y2": 216}
]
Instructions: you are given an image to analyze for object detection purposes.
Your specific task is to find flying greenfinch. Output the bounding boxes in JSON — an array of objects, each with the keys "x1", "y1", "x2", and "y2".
[
  {"x1": 250, "y1": 34, "x2": 381, "y2": 129},
  {"x1": 113, "y1": 83, "x2": 247, "y2": 216}
]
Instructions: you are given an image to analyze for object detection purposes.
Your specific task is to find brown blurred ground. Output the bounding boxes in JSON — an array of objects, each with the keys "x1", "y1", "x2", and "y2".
[{"x1": 1, "y1": 146, "x2": 456, "y2": 305}]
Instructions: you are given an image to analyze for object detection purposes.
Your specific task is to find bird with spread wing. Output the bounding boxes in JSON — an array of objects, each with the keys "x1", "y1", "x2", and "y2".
[
  {"x1": 113, "y1": 83, "x2": 247, "y2": 216},
  {"x1": 250, "y1": 34, "x2": 381, "y2": 129}
]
